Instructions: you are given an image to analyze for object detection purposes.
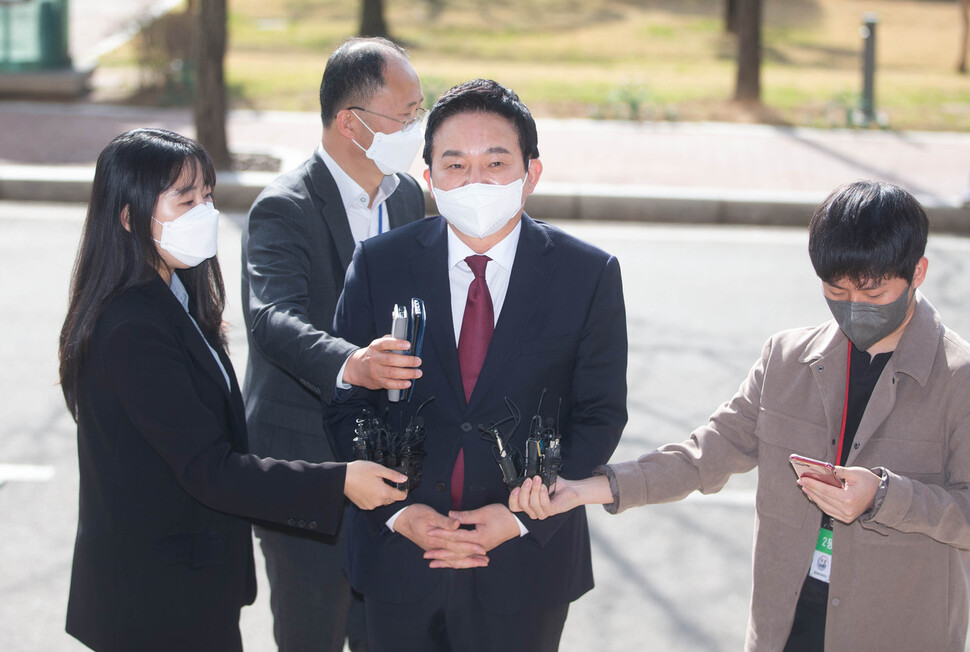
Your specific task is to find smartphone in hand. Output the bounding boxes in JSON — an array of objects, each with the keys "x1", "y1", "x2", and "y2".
[{"x1": 789, "y1": 454, "x2": 844, "y2": 488}]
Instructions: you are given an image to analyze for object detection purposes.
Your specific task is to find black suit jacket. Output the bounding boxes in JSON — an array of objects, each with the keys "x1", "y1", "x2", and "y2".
[
  {"x1": 242, "y1": 150, "x2": 425, "y2": 467},
  {"x1": 327, "y1": 215, "x2": 628, "y2": 614},
  {"x1": 66, "y1": 274, "x2": 346, "y2": 652}
]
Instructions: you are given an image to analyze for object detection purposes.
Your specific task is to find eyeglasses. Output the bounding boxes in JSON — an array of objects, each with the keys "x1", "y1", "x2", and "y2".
[{"x1": 347, "y1": 106, "x2": 428, "y2": 131}]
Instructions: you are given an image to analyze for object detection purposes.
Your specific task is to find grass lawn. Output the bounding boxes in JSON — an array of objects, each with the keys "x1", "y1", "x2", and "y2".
[{"x1": 103, "y1": 0, "x2": 970, "y2": 131}]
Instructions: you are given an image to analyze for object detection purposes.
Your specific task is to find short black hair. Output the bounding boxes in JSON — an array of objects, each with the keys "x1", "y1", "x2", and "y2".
[
  {"x1": 422, "y1": 78, "x2": 539, "y2": 171},
  {"x1": 809, "y1": 180, "x2": 928, "y2": 285},
  {"x1": 319, "y1": 37, "x2": 409, "y2": 127}
]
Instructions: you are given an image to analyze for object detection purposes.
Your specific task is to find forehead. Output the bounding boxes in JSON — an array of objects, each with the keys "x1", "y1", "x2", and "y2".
[
  {"x1": 368, "y1": 55, "x2": 420, "y2": 105},
  {"x1": 826, "y1": 275, "x2": 905, "y2": 291},
  {"x1": 163, "y1": 159, "x2": 206, "y2": 195},
  {"x1": 431, "y1": 110, "x2": 520, "y2": 157}
]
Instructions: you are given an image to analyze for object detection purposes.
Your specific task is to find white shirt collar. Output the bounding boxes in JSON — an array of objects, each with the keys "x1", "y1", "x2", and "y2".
[
  {"x1": 446, "y1": 219, "x2": 522, "y2": 273},
  {"x1": 169, "y1": 272, "x2": 190, "y2": 312},
  {"x1": 316, "y1": 144, "x2": 400, "y2": 212}
]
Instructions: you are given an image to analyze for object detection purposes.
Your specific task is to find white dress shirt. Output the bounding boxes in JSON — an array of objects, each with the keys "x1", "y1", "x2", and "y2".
[
  {"x1": 446, "y1": 220, "x2": 521, "y2": 343},
  {"x1": 317, "y1": 144, "x2": 399, "y2": 243}
]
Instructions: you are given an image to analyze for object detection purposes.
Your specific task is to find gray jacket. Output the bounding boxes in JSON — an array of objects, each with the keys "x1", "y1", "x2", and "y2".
[
  {"x1": 241, "y1": 149, "x2": 425, "y2": 464},
  {"x1": 608, "y1": 295, "x2": 970, "y2": 651}
]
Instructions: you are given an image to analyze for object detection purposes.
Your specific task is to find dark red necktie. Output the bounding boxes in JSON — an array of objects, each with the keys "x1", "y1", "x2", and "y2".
[{"x1": 452, "y1": 255, "x2": 493, "y2": 509}]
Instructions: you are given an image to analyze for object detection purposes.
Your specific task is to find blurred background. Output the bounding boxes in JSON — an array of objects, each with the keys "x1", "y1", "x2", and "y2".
[
  {"x1": 2, "y1": 1, "x2": 970, "y2": 651},
  {"x1": 3, "y1": 0, "x2": 970, "y2": 167}
]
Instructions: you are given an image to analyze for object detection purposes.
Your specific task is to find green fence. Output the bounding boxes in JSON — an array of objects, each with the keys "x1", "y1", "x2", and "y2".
[{"x1": 0, "y1": 0, "x2": 70, "y2": 72}]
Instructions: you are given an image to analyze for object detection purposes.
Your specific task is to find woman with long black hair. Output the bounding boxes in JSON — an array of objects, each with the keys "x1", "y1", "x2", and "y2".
[{"x1": 58, "y1": 128, "x2": 406, "y2": 651}]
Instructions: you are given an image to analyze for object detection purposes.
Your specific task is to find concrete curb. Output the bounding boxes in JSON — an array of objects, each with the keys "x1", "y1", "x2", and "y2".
[{"x1": 3, "y1": 164, "x2": 968, "y2": 234}]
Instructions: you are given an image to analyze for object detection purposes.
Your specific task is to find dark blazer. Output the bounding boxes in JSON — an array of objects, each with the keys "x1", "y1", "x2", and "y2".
[
  {"x1": 241, "y1": 150, "x2": 425, "y2": 466},
  {"x1": 327, "y1": 214, "x2": 628, "y2": 614},
  {"x1": 66, "y1": 274, "x2": 347, "y2": 652}
]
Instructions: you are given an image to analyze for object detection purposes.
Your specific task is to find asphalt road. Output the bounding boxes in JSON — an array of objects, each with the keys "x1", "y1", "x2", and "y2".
[{"x1": 2, "y1": 201, "x2": 969, "y2": 651}]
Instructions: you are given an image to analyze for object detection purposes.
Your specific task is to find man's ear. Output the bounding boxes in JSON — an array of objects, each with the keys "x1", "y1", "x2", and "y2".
[
  {"x1": 334, "y1": 109, "x2": 361, "y2": 142},
  {"x1": 524, "y1": 158, "x2": 543, "y2": 196},
  {"x1": 423, "y1": 168, "x2": 434, "y2": 197},
  {"x1": 912, "y1": 256, "x2": 929, "y2": 289},
  {"x1": 120, "y1": 206, "x2": 131, "y2": 232}
]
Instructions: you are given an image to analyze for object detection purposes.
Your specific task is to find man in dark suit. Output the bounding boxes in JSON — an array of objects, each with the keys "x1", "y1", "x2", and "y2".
[
  {"x1": 327, "y1": 79, "x2": 628, "y2": 651},
  {"x1": 241, "y1": 37, "x2": 426, "y2": 652}
]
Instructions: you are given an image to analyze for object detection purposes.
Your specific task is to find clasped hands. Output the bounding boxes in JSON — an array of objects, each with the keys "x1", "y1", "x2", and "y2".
[
  {"x1": 394, "y1": 503, "x2": 521, "y2": 569},
  {"x1": 797, "y1": 465, "x2": 881, "y2": 524}
]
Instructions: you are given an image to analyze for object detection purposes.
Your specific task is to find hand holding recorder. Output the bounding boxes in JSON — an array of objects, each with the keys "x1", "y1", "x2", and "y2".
[{"x1": 388, "y1": 298, "x2": 426, "y2": 402}]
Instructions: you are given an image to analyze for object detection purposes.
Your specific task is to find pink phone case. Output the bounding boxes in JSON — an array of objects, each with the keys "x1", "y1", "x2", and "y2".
[{"x1": 789, "y1": 454, "x2": 843, "y2": 488}]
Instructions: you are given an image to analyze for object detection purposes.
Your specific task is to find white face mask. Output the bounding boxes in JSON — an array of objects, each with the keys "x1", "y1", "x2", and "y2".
[
  {"x1": 153, "y1": 201, "x2": 220, "y2": 267},
  {"x1": 432, "y1": 177, "x2": 526, "y2": 239},
  {"x1": 351, "y1": 111, "x2": 423, "y2": 175}
]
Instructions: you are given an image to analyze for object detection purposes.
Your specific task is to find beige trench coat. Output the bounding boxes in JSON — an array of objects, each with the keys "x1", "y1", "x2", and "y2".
[{"x1": 608, "y1": 295, "x2": 970, "y2": 651}]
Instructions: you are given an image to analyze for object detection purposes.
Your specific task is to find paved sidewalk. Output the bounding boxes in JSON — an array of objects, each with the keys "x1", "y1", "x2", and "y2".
[
  {"x1": 3, "y1": 101, "x2": 970, "y2": 231},
  {"x1": 3, "y1": 0, "x2": 969, "y2": 230}
]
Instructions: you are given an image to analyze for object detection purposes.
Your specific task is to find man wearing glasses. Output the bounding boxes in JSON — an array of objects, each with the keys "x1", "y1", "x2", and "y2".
[{"x1": 241, "y1": 37, "x2": 426, "y2": 652}]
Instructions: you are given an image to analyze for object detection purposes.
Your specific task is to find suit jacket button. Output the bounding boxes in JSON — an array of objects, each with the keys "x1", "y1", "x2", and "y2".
[
  {"x1": 298, "y1": 520, "x2": 306, "y2": 528},
  {"x1": 308, "y1": 521, "x2": 318, "y2": 529},
  {"x1": 436, "y1": 481, "x2": 447, "y2": 492},
  {"x1": 286, "y1": 518, "x2": 296, "y2": 526},
  {"x1": 461, "y1": 422, "x2": 473, "y2": 432}
]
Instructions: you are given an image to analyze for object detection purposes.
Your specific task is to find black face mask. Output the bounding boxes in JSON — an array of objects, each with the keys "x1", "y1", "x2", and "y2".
[{"x1": 825, "y1": 285, "x2": 911, "y2": 351}]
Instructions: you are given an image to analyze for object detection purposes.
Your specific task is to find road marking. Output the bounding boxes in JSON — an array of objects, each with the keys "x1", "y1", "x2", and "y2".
[{"x1": 0, "y1": 464, "x2": 56, "y2": 487}]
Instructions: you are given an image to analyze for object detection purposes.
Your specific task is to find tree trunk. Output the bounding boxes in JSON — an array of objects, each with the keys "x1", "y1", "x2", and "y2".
[
  {"x1": 360, "y1": 0, "x2": 389, "y2": 38},
  {"x1": 734, "y1": 0, "x2": 762, "y2": 102},
  {"x1": 958, "y1": 0, "x2": 969, "y2": 74},
  {"x1": 725, "y1": 0, "x2": 739, "y2": 34},
  {"x1": 194, "y1": 0, "x2": 231, "y2": 169}
]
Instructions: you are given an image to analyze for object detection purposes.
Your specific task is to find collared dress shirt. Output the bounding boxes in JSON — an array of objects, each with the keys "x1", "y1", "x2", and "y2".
[{"x1": 317, "y1": 144, "x2": 399, "y2": 243}]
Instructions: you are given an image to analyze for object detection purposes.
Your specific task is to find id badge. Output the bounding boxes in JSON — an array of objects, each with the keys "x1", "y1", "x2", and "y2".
[{"x1": 808, "y1": 527, "x2": 833, "y2": 583}]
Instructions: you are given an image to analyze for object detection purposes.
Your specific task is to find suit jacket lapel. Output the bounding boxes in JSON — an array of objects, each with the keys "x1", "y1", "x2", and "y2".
[
  {"x1": 152, "y1": 278, "x2": 246, "y2": 441},
  {"x1": 387, "y1": 174, "x2": 421, "y2": 229},
  {"x1": 214, "y1": 345, "x2": 250, "y2": 450},
  {"x1": 168, "y1": 299, "x2": 231, "y2": 398},
  {"x1": 177, "y1": 305, "x2": 250, "y2": 451},
  {"x1": 469, "y1": 215, "x2": 554, "y2": 408},
  {"x1": 307, "y1": 153, "x2": 356, "y2": 271},
  {"x1": 410, "y1": 218, "x2": 465, "y2": 409}
]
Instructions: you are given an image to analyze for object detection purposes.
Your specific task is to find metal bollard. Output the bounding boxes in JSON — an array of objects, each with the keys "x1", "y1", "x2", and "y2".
[{"x1": 860, "y1": 13, "x2": 878, "y2": 125}]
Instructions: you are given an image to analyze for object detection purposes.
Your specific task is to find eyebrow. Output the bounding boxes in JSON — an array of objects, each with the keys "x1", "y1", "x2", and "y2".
[
  {"x1": 439, "y1": 146, "x2": 513, "y2": 158},
  {"x1": 827, "y1": 279, "x2": 882, "y2": 291},
  {"x1": 167, "y1": 179, "x2": 209, "y2": 198}
]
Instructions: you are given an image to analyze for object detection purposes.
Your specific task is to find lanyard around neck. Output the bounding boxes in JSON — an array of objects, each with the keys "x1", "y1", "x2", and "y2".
[{"x1": 835, "y1": 345, "x2": 852, "y2": 465}]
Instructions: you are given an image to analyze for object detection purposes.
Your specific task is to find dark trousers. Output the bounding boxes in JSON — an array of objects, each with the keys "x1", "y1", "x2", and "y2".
[
  {"x1": 784, "y1": 594, "x2": 827, "y2": 652},
  {"x1": 255, "y1": 523, "x2": 367, "y2": 652},
  {"x1": 364, "y1": 569, "x2": 568, "y2": 652}
]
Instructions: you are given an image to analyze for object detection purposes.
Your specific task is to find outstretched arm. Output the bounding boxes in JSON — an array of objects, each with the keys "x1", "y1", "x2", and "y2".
[{"x1": 509, "y1": 475, "x2": 613, "y2": 520}]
